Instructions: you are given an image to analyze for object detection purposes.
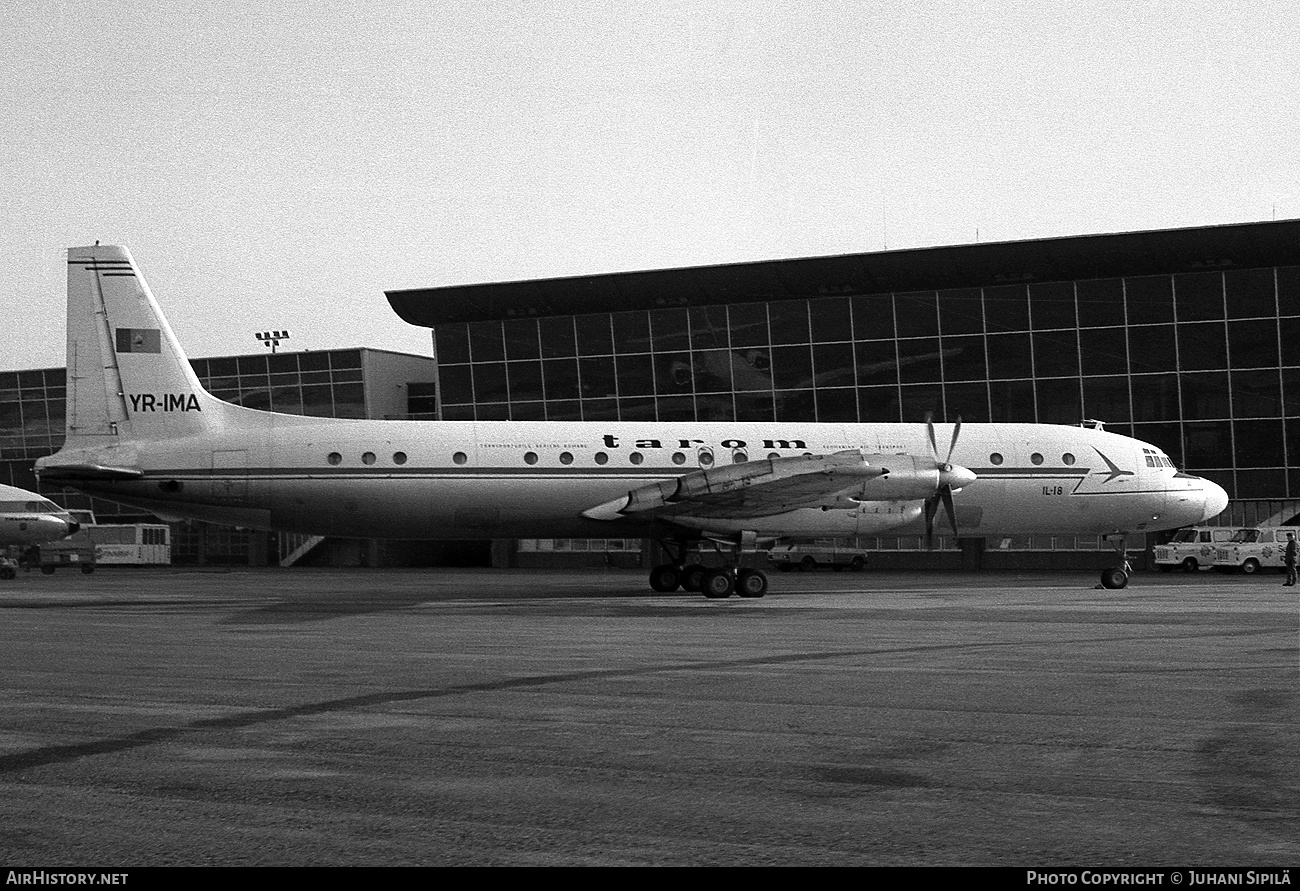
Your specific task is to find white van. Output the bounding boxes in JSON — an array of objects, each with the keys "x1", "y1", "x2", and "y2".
[
  {"x1": 1213, "y1": 526, "x2": 1300, "y2": 575},
  {"x1": 1153, "y1": 526, "x2": 1246, "y2": 572}
]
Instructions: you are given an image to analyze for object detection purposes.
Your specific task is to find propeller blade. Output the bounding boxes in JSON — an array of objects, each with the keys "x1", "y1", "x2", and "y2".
[
  {"x1": 925, "y1": 413, "x2": 963, "y2": 463},
  {"x1": 923, "y1": 414, "x2": 966, "y2": 548},
  {"x1": 941, "y1": 486, "x2": 958, "y2": 538},
  {"x1": 924, "y1": 492, "x2": 939, "y2": 548}
]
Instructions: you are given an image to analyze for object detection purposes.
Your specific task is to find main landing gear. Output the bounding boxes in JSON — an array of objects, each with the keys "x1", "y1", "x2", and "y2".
[
  {"x1": 1100, "y1": 535, "x2": 1133, "y2": 589},
  {"x1": 648, "y1": 533, "x2": 768, "y2": 599}
]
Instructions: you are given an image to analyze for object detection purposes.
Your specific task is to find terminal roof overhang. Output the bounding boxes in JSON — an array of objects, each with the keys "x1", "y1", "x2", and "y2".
[{"x1": 385, "y1": 218, "x2": 1300, "y2": 328}]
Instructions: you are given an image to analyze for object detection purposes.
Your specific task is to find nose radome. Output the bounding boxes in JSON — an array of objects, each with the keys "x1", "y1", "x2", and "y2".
[{"x1": 1203, "y1": 479, "x2": 1229, "y2": 520}]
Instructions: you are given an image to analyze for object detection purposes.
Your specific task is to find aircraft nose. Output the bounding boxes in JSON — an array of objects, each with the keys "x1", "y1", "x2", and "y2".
[{"x1": 1202, "y1": 479, "x2": 1229, "y2": 521}]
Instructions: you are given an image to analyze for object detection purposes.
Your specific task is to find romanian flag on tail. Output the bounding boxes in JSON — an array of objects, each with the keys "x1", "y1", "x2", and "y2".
[{"x1": 115, "y1": 328, "x2": 161, "y2": 353}]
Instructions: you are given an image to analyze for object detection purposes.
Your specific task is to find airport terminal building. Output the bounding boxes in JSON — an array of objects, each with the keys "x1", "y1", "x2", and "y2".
[{"x1": 3, "y1": 219, "x2": 1298, "y2": 566}]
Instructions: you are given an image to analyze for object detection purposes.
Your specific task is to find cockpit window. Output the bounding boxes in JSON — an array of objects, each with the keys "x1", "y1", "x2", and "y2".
[
  {"x1": 1, "y1": 500, "x2": 59, "y2": 513},
  {"x1": 1142, "y1": 447, "x2": 1176, "y2": 469}
]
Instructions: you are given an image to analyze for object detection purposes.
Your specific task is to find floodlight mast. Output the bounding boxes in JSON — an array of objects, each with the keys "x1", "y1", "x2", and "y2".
[{"x1": 255, "y1": 330, "x2": 290, "y2": 353}]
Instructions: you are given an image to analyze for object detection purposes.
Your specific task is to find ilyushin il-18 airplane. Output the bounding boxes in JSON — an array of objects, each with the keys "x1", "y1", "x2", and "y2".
[
  {"x1": 36, "y1": 246, "x2": 1228, "y2": 597},
  {"x1": 0, "y1": 483, "x2": 81, "y2": 580}
]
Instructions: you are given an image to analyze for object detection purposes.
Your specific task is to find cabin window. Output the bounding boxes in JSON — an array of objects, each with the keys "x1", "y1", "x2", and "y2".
[
  {"x1": 629, "y1": 452, "x2": 644, "y2": 465},
  {"x1": 1062, "y1": 453, "x2": 1075, "y2": 465},
  {"x1": 524, "y1": 451, "x2": 538, "y2": 465},
  {"x1": 393, "y1": 452, "x2": 407, "y2": 465},
  {"x1": 1030, "y1": 453, "x2": 1044, "y2": 465},
  {"x1": 768, "y1": 452, "x2": 780, "y2": 460},
  {"x1": 453, "y1": 451, "x2": 468, "y2": 465},
  {"x1": 989, "y1": 453, "x2": 1003, "y2": 465},
  {"x1": 362, "y1": 452, "x2": 376, "y2": 465},
  {"x1": 698, "y1": 449, "x2": 714, "y2": 467},
  {"x1": 732, "y1": 450, "x2": 748, "y2": 464},
  {"x1": 560, "y1": 452, "x2": 574, "y2": 465},
  {"x1": 595, "y1": 452, "x2": 609, "y2": 465},
  {"x1": 672, "y1": 452, "x2": 686, "y2": 465},
  {"x1": 327, "y1": 452, "x2": 342, "y2": 465}
]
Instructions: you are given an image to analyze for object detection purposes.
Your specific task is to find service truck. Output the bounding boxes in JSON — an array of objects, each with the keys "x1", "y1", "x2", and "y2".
[
  {"x1": 1153, "y1": 526, "x2": 1246, "y2": 572},
  {"x1": 768, "y1": 540, "x2": 871, "y2": 572},
  {"x1": 1213, "y1": 526, "x2": 1300, "y2": 574}
]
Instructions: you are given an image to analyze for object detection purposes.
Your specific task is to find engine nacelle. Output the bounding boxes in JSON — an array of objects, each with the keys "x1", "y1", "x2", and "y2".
[
  {"x1": 853, "y1": 454, "x2": 976, "y2": 502},
  {"x1": 852, "y1": 500, "x2": 925, "y2": 533},
  {"x1": 851, "y1": 455, "x2": 940, "y2": 501}
]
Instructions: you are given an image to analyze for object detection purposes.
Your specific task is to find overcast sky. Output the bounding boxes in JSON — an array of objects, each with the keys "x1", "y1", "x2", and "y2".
[{"x1": 2, "y1": 1, "x2": 1297, "y2": 371}]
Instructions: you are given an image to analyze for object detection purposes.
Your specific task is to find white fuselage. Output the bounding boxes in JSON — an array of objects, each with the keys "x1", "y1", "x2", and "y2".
[
  {"x1": 40, "y1": 244, "x2": 1230, "y2": 551},
  {"x1": 0, "y1": 484, "x2": 79, "y2": 547},
  {"x1": 42, "y1": 418, "x2": 1224, "y2": 541}
]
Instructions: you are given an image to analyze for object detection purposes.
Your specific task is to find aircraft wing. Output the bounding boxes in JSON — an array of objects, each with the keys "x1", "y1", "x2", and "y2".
[{"x1": 582, "y1": 451, "x2": 887, "y2": 522}]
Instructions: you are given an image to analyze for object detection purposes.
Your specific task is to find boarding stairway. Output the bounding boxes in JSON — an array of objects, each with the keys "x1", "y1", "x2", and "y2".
[{"x1": 279, "y1": 533, "x2": 326, "y2": 567}]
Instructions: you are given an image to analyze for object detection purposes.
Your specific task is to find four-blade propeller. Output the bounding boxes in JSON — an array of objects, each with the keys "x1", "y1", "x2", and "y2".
[{"x1": 923, "y1": 414, "x2": 977, "y2": 547}]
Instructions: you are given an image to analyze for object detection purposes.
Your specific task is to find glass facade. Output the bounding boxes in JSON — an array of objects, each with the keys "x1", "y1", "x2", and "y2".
[
  {"x1": 0, "y1": 367, "x2": 65, "y2": 497},
  {"x1": 189, "y1": 349, "x2": 368, "y2": 419},
  {"x1": 432, "y1": 266, "x2": 1300, "y2": 502}
]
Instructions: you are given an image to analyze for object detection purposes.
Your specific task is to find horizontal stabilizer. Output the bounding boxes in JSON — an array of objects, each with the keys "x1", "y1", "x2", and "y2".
[{"x1": 36, "y1": 463, "x2": 144, "y2": 482}]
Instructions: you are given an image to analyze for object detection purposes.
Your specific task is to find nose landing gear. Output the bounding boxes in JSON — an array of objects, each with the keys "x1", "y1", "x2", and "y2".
[
  {"x1": 1100, "y1": 535, "x2": 1134, "y2": 589},
  {"x1": 1100, "y1": 566, "x2": 1130, "y2": 589}
]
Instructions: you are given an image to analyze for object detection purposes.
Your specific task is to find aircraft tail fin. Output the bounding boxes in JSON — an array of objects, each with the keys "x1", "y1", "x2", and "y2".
[{"x1": 64, "y1": 245, "x2": 228, "y2": 445}]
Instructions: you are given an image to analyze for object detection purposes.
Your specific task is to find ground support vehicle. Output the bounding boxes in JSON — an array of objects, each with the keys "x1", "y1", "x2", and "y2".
[
  {"x1": 768, "y1": 540, "x2": 870, "y2": 572},
  {"x1": 25, "y1": 540, "x2": 96, "y2": 574},
  {"x1": 59, "y1": 516, "x2": 171, "y2": 566},
  {"x1": 1213, "y1": 526, "x2": 1300, "y2": 574},
  {"x1": 1153, "y1": 526, "x2": 1246, "y2": 572}
]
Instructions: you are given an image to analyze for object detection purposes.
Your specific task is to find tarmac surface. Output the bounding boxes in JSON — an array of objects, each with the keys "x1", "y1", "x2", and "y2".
[{"x1": 0, "y1": 565, "x2": 1297, "y2": 866}]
